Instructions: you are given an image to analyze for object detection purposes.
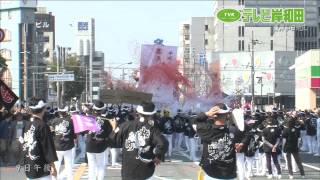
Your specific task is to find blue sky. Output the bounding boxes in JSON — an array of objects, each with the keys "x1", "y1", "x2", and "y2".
[{"x1": 39, "y1": 1, "x2": 214, "y2": 68}]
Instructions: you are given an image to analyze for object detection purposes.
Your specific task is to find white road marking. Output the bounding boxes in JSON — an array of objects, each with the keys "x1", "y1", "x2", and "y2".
[{"x1": 302, "y1": 163, "x2": 320, "y2": 171}]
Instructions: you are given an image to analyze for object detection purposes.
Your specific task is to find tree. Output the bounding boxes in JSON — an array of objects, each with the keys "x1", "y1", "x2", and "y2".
[{"x1": 49, "y1": 56, "x2": 85, "y2": 102}]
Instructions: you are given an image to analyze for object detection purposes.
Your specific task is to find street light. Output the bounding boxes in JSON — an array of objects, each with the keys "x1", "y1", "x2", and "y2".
[
  {"x1": 249, "y1": 31, "x2": 262, "y2": 111},
  {"x1": 114, "y1": 62, "x2": 133, "y2": 81}
]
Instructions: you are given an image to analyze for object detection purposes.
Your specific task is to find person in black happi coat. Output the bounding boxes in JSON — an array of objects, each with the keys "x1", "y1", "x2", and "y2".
[
  {"x1": 109, "y1": 101, "x2": 168, "y2": 180},
  {"x1": 19, "y1": 97, "x2": 58, "y2": 180}
]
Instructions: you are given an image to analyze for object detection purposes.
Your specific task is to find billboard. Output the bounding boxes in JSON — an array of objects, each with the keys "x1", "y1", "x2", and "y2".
[
  {"x1": 210, "y1": 51, "x2": 275, "y2": 96},
  {"x1": 35, "y1": 14, "x2": 55, "y2": 32}
]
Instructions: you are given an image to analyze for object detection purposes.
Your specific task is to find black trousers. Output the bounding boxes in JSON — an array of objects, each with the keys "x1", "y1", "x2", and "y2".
[
  {"x1": 286, "y1": 152, "x2": 305, "y2": 176},
  {"x1": 266, "y1": 152, "x2": 281, "y2": 175}
]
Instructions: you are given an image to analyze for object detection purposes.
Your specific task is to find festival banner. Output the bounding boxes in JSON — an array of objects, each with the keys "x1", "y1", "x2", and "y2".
[
  {"x1": 71, "y1": 114, "x2": 100, "y2": 133},
  {"x1": 0, "y1": 79, "x2": 19, "y2": 110}
]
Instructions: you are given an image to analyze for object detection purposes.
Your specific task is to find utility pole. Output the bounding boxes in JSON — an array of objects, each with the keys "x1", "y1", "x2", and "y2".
[
  {"x1": 85, "y1": 67, "x2": 88, "y2": 102},
  {"x1": 250, "y1": 31, "x2": 255, "y2": 111},
  {"x1": 56, "y1": 46, "x2": 60, "y2": 107},
  {"x1": 61, "y1": 47, "x2": 65, "y2": 107}
]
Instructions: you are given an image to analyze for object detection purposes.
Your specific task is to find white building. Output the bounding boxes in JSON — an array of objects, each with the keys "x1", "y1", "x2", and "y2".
[
  {"x1": 75, "y1": 18, "x2": 95, "y2": 102},
  {"x1": 0, "y1": 0, "x2": 38, "y2": 99},
  {"x1": 178, "y1": 17, "x2": 214, "y2": 96}
]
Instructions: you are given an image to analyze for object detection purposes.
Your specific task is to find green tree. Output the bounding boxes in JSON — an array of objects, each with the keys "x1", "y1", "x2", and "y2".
[
  {"x1": 49, "y1": 56, "x2": 85, "y2": 102},
  {"x1": 0, "y1": 54, "x2": 8, "y2": 68}
]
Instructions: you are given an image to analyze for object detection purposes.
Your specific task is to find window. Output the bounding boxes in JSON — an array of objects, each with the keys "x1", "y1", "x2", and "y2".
[
  {"x1": 318, "y1": 7, "x2": 320, "y2": 16},
  {"x1": 295, "y1": 42, "x2": 298, "y2": 50},
  {"x1": 308, "y1": 27, "x2": 311, "y2": 37},
  {"x1": 204, "y1": 39, "x2": 208, "y2": 45},
  {"x1": 318, "y1": 38, "x2": 320, "y2": 48},
  {"x1": 242, "y1": 40, "x2": 244, "y2": 51},
  {"x1": 271, "y1": 40, "x2": 273, "y2": 51},
  {"x1": 271, "y1": 26, "x2": 274, "y2": 36},
  {"x1": 238, "y1": 26, "x2": 244, "y2": 37},
  {"x1": 242, "y1": 26, "x2": 244, "y2": 37},
  {"x1": 319, "y1": 23, "x2": 320, "y2": 32},
  {"x1": 205, "y1": 25, "x2": 208, "y2": 31},
  {"x1": 238, "y1": 40, "x2": 241, "y2": 51},
  {"x1": 184, "y1": 35, "x2": 190, "y2": 40}
]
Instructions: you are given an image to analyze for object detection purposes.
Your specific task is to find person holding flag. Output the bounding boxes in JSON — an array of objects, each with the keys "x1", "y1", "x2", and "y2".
[
  {"x1": 85, "y1": 100, "x2": 112, "y2": 180},
  {"x1": 49, "y1": 106, "x2": 76, "y2": 180}
]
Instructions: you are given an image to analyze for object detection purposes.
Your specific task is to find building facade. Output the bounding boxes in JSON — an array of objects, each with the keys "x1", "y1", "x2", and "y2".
[
  {"x1": 178, "y1": 17, "x2": 214, "y2": 96},
  {"x1": 34, "y1": 7, "x2": 55, "y2": 100},
  {"x1": 92, "y1": 51, "x2": 104, "y2": 100},
  {"x1": 294, "y1": 50, "x2": 320, "y2": 110},
  {"x1": 207, "y1": 51, "x2": 297, "y2": 109},
  {"x1": 75, "y1": 18, "x2": 95, "y2": 102},
  {"x1": 0, "y1": 0, "x2": 37, "y2": 100}
]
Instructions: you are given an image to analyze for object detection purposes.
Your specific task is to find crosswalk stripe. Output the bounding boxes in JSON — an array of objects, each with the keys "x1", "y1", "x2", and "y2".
[{"x1": 73, "y1": 163, "x2": 87, "y2": 180}]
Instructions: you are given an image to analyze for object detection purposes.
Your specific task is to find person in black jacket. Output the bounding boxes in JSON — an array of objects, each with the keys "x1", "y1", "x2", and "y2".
[
  {"x1": 19, "y1": 97, "x2": 58, "y2": 180},
  {"x1": 173, "y1": 109, "x2": 186, "y2": 151},
  {"x1": 262, "y1": 117, "x2": 282, "y2": 179},
  {"x1": 192, "y1": 103, "x2": 237, "y2": 180},
  {"x1": 49, "y1": 106, "x2": 76, "y2": 180},
  {"x1": 85, "y1": 101, "x2": 113, "y2": 180},
  {"x1": 109, "y1": 101, "x2": 168, "y2": 180},
  {"x1": 282, "y1": 117, "x2": 305, "y2": 179},
  {"x1": 159, "y1": 109, "x2": 174, "y2": 158}
]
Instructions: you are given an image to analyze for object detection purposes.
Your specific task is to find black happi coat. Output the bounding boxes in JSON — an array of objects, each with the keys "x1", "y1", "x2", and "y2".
[
  {"x1": 193, "y1": 113, "x2": 237, "y2": 179},
  {"x1": 110, "y1": 118, "x2": 168, "y2": 180},
  {"x1": 86, "y1": 115, "x2": 113, "y2": 153},
  {"x1": 20, "y1": 117, "x2": 58, "y2": 179},
  {"x1": 50, "y1": 116, "x2": 76, "y2": 151}
]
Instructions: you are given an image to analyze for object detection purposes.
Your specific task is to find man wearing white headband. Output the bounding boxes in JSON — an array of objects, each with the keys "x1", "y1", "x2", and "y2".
[
  {"x1": 19, "y1": 97, "x2": 58, "y2": 180},
  {"x1": 108, "y1": 101, "x2": 168, "y2": 180},
  {"x1": 49, "y1": 106, "x2": 76, "y2": 180},
  {"x1": 86, "y1": 100, "x2": 113, "y2": 180},
  {"x1": 192, "y1": 103, "x2": 237, "y2": 180}
]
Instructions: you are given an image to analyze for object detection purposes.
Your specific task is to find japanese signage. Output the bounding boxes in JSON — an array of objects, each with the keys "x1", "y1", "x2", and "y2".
[
  {"x1": 78, "y1": 22, "x2": 89, "y2": 31},
  {"x1": 217, "y1": 8, "x2": 305, "y2": 23},
  {"x1": 48, "y1": 74, "x2": 74, "y2": 82},
  {"x1": 35, "y1": 14, "x2": 55, "y2": 32}
]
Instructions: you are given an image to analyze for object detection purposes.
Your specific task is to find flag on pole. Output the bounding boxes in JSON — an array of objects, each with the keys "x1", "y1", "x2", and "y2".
[
  {"x1": 0, "y1": 79, "x2": 19, "y2": 110},
  {"x1": 71, "y1": 114, "x2": 100, "y2": 133}
]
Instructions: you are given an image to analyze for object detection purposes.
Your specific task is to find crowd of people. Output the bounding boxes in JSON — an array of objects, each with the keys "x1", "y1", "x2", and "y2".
[{"x1": 0, "y1": 97, "x2": 319, "y2": 180}]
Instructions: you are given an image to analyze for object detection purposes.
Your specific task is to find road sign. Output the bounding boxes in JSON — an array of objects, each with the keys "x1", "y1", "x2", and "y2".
[
  {"x1": 0, "y1": 28, "x2": 5, "y2": 42},
  {"x1": 48, "y1": 74, "x2": 74, "y2": 82}
]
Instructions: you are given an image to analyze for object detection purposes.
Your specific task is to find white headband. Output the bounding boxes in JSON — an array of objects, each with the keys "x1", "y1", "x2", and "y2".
[{"x1": 29, "y1": 100, "x2": 47, "y2": 110}]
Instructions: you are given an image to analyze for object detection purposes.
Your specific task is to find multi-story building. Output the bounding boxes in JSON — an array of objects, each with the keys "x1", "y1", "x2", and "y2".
[
  {"x1": 35, "y1": 7, "x2": 55, "y2": 99},
  {"x1": 92, "y1": 51, "x2": 104, "y2": 100},
  {"x1": 178, "y1": 17, "x2": 214, "y2": 96},
  {"x1": 75, "y1": 18, "x2": 95, "y2": 102},
  {"x1": 245, "y1": 0, "x2": 320, "y2": 51},
  {"x1": 0, "y1": 0, "x2": 37, "y2": 100}
]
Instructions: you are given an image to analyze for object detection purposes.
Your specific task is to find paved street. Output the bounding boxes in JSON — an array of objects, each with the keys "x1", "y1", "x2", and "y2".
[{"x1": 1, "y1": 150, "x2": 319, "y2": 180}]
